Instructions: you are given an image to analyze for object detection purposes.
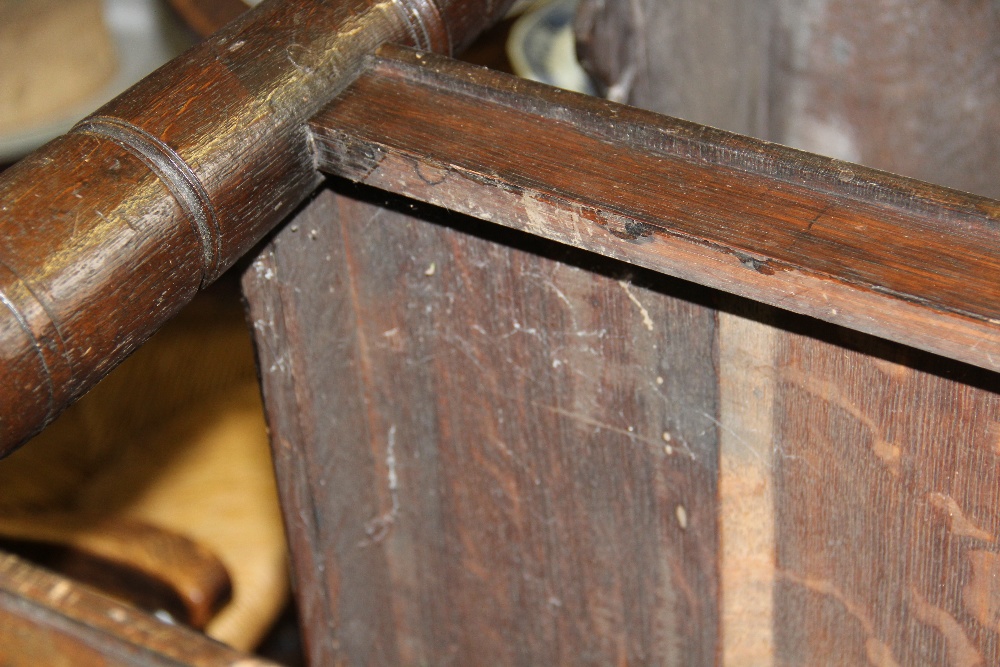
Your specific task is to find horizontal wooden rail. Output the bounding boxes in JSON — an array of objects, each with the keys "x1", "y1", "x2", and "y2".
[
  {"x1": 0, "y1": 0, "x2": 514, "y2": 455},
  {"x1": 310, "y1": 45, "x2": 1000, "y2": 371}
]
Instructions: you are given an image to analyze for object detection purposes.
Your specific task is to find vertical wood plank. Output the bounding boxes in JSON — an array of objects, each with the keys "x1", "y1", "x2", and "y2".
[
  {"x1": 578, "y1": 2, "x2": 778, "y2": 664},
  {"x1": 772, "y1": 329, "x2": 1000, "y2": 665},
  {"x1": 244, "y1": 183, "x2": 722, "y2": 665},
  {"x1": 718, "y1": 304, "x2": 777, "y2": 666},
  {"x1": 244, "y1": 190, "x2": 401, "y2": 667}
]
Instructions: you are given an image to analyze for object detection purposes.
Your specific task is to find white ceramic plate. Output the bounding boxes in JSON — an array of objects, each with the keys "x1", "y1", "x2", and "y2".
[{"x1": 506, "y1": 0, "x2": 595, "y2": 95}]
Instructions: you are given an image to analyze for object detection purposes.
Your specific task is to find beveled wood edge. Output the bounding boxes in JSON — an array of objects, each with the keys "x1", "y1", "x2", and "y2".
[{"x1": 308, "y1": 44, "x2": 1000, "y2": 372}]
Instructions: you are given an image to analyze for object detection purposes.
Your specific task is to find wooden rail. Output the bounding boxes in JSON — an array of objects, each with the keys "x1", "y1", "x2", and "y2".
[
  {"x1": 310, "y1": 45, "x2": 1000, "y2": 372},
  {"x1": 0, "y1": 0, "x2": 516, "y2": 454}
]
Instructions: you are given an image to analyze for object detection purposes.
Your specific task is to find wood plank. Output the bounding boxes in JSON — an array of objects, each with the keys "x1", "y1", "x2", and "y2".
[
  {"x1": 242, "y1": 183, "x2": 721, "y2": 664},
  {"x1": 308, "y1": 44, "x2": 1000, "y2": 372},
  {"x1": 0, "y1": 552, "x2": 276, "y2": 667},
  {"x1": 717, "y1": 304, "x2": 777, "y2": 665},
  {"x1": 772, "y1": 326, "x2": 1000, "y2": 666},
  {"x1": 576, "y1": 5, "x2": 781, "y2": 663}
]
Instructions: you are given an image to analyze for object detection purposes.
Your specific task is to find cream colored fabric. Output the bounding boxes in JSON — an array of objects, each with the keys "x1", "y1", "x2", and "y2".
[
  {"x1": 0, "y1": 0, "x2": 117, "y2": 134},
  {"x1": 0, "y1": 286, "x2": 288, "y2": 650}
]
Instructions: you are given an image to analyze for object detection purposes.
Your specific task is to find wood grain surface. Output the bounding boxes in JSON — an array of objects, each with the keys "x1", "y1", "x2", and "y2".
[
  {"x1": 243, "y1": 183, "x2": 721, "y2": 665},
  {"x1": 577, "y1": 8, "x2": 784, "y2": 664},
  {"x1": 771, "y1": 325, "x2": 1000, "y2": 666},
  {"x1": 249, "y1": 4, "x2": 1000, "y2": 664},
  {"x1": 309, "y1": 45, "x2": 1000, "y2": 371},
  {"x1": 0, "y1": 0, "x2": 516, "y2": 455}
]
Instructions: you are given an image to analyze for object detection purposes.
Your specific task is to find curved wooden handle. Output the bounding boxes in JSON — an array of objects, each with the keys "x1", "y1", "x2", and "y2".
[{"x1": 0, "y1": 0, "x2": 515, "y2": 455}]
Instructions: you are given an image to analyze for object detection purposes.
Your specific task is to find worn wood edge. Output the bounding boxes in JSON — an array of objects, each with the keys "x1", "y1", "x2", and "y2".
[
  {"x1": 240, "y1": 201, "x2": 341, "y2": 666},
  {"x1": 0, "y1": 552, "x2": 275, "y2": 666},
  {"x1": 309, "y1": 45, "x2": 1000, "y2": 371},
  {"x1": 717, "y1": 306, "x2": 776, "y2": 667}
]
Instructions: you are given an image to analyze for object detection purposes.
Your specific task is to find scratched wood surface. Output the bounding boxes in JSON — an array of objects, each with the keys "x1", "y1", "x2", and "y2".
[
  {"x1": 243, "y1": 184, "x2": 721, "y2": 665},
  {"x1": 252, "y1": 2, "x2": 1000, "y2": 664},
  {"x1": 579, "y1": 1, "x2": 1000, "y2": 665},
  {"x1": 238, "y1": 2, "x2": 1000, "y2": 664}
]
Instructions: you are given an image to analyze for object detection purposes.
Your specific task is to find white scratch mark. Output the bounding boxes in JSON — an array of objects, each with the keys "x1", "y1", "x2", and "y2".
[
  {"x1": 362, "y1": 425, "x2": 399, "y2": 545},
  {"x1": 541, "y1": 404, "x2": 680, "y2": 456},
  {"x1": 573, "y1": 328, "x2": 608, "y2": 338},
  {"x1": 386, "y1": 425, "x2": 399, "y2": 513},
  {"x1": 545, "y1": 280, "x2": 573, "y2": 309},
  {"x1": 700, "y1": 411, "x2": 763, "y2": 465},
  {"x1": 619, "y1": 279, "x2": 655, "y2": 331}
]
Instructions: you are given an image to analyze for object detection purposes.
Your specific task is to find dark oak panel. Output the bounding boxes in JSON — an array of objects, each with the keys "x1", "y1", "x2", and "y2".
[
  {"x1": 773, "y1": 330, "x2": 1000, "y2": 666},
  {"x1": 243, "y1": 185, "x2": 720, "y2": 665}
]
